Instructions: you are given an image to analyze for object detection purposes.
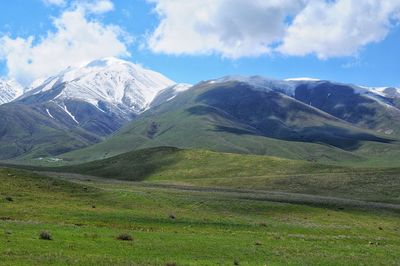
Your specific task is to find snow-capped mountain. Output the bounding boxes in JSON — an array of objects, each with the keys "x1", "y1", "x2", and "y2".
[
  {"x1": 364, "y1": 86, "x2": 400, "y2": 99},
  {"x1": 14, "y1": 57, "x2": 179, "y2": 137},
  {"x1": 206, "y1": 75, "x2": 400, "y2": 136},
  {"x1": 0, "y1": 57, "x2": 187, "y2": 160},
  {"x1": 0, "y1": 79, "x2": 24, "y2": 105},
  {"x1": 23, "y1": 57, "x2": 175, "y2": 115},
  {"x1": 210, "y1": 75, "x2": 399, "y2": 101}
]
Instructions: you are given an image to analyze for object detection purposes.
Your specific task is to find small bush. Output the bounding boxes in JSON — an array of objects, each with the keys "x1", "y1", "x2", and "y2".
[
  {"x1": 39, "y1": 231, "x2": 52, "y2": 240},
  {"x1": 169, "y1": 214, "x2": 176, "y2": 220},
  {"x1": 165, "y1": 263, "x2": 176, "y2": 266},
  {"x1": 116, "y1": 233, "x2": 133, "y2": 241},
  {"x1": 5, "y1": 196, "x2": 13, "y2": 202}
]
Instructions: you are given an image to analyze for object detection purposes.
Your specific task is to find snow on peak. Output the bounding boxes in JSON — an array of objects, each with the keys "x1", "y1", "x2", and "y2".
[
  {"x1": 83, "y1": 57, "x2": 129, "y2": 68},
  {"x1": 24, "y1": 57, "x2": 175, "y2": 113},
  {"x1": 0, "y1": 79, "x2": 24, "y2": 105},
  {"x1": 149, "y1": 83, "x2": 192, "y2": 108},
  {"x1": 170, "y1": 83, "x2": 192, "y2": 93},
  {"x1": 209, "y1": 75, "x2": 297, "y2": 96},
  {"x1": 363, "y1": 86, "x2": 400, "y2": 98}
]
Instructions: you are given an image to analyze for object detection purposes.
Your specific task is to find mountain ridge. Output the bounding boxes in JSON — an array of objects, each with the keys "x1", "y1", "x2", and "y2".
[
  {"x1": 59, "y1": 78, "x2": 400, "y2": 165},
  {"x1": 1, "y1": 59, "x2": 400, "y2": 164},
  {"x1": 0, "y1": 78, "x2": 24, "y2": 105}
]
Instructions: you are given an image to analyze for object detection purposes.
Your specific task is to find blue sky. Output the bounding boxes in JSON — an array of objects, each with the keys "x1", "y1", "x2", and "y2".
[{"x1": 0, "y1": 0, "x2": 399, "y2": 87}]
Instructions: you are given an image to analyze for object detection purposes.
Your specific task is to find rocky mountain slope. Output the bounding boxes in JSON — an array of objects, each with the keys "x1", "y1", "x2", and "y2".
[
  {"x1": 0, "y1": 58, "x2": 180, "y2": 160},
  {"x1": 0, "y1": 79, "x2": 23, "y2": 105}
]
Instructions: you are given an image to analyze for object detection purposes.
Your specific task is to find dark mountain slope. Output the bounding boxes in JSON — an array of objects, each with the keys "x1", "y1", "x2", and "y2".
[
  {"x1": 0, "y1": 103, "x2": 99, "y2": 160},
  {"x1": 293, "y1": 81, "x2": 400, "y2": 136},
  {"x1": 60, "y1": 80, "x2": 395, "y2": 164}
]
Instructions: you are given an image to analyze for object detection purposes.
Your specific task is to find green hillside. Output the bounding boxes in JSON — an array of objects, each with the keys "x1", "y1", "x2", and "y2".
[
  {"x1": 60, "y1": 81, "x2": 400, "y2": 165},
  {"x1": 0, "y1": 103, "x2": 99, "y2": 160},
  {"x1": 57, "y1": 147, "x2": 346, "y2": 181},
  {"x1": 52, "y1": 147, "x2": 400, "y2": 204}
]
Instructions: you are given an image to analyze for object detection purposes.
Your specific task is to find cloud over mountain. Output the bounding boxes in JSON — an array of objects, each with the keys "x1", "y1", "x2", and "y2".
[
  {"x1": 146, "y1": 0, "x2": 400, "y2": 59},
  {"x1": 0, "y1": 1, "x2": 129, "y2": 85}
]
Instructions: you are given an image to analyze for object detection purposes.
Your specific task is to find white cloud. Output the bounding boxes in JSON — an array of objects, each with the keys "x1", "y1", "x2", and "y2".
[
  {"x1": 147, "y1": 0, "x2": 305, "y2": 58},
  {"x1": 279, "y1": 0, "x2": 400, "y2": 59},
  {"x1": 77, "y1": 0, "x2": 114, "y2": 14},
  {"x1": 0, "y1": 4, "x2": 130, "y2": 85},
  {"x1": 42, "y1": 0, "x2": 66, "y2": 6},
  {"x1": 146, "y1": 0, "x2": 400, "y2": 59}
]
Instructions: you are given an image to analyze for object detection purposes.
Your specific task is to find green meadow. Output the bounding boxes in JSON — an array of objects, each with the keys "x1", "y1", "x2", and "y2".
[{"x1": 1, "y1": 158, "x2": 399, "y2": 265}]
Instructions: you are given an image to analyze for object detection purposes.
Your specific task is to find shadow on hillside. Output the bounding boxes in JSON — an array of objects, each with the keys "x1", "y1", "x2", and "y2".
[
  {"x1": 187, "y1": 84, "x2": 395, "y2": 152},
  {"x1": 295, "y1": 82, "x2": 378, "y2": 125},
  {"x1": 213, "y1": 124, "x2": 394, "y2": 151},
  {"x1": 65, "y1": 147, "x2": 182, "y2": 182},
  {"x1": 187, "y1": 104, "x2": 393, "y2": 152}
]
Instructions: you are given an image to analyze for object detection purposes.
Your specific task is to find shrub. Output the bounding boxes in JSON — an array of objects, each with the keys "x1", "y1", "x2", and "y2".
[
  {"x1": 116, "y1": 233, "x2": 133, "y2": 241},
  {"x1": 39, "y1": 231, "x2": 52, "y2": 240},
  {"x1": 5, "y1": 196, "x2": 13, "y2": 202}
]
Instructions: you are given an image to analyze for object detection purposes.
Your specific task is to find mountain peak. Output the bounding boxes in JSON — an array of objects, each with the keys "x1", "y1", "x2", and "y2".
[
  {"x1": 23, "y1": 57, "x2": 175, "y2": 112},
  {"x1": 0, "y1": 78, "x2": 24, "y2": 105},
  {"x1": 83, "y1": 57, "x2": 130, "y2": 68},
  {"x1": 15, "y1": 57, "x2": 176, "y2": 136}
]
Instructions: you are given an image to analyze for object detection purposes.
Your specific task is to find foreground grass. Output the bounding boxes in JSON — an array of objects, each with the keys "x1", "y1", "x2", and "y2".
[{"x1": 0, "y1": 168, "x2": 400, "y2": 265}]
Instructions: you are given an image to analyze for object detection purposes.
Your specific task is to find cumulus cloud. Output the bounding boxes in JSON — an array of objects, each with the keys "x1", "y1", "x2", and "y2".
[
  {"x1": 147, "y1": 0, "x2": 305, "y2": 58},
  {"x1": 0, "y1": 2, "x2": 129, "y2": 85},
  {"x1": 77, "y1": 0, "x2": 114, "y2": 14},
  {"x1": 279, "y1": 0, "x2": 400, "y2": 59},
  {"x1": 146, "y1": 0, "x2": 400, "y2": 59}
]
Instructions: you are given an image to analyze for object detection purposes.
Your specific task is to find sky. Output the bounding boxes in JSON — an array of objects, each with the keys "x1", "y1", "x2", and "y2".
[{"x1": 0, "y1": 0, "x2": 400, "y2": 87}]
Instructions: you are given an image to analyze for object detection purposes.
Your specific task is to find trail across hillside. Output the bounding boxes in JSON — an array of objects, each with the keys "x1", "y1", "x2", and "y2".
[{"x1": 40, "y1": 171, "x2": 400, "y2": 213}]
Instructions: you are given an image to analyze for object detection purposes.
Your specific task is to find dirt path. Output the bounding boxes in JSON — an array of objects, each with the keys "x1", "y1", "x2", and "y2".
[{"x1": 40, "y1": 171, "x2": 400, "y2": 212}]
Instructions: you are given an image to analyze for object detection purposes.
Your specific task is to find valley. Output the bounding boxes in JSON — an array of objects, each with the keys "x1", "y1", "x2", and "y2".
[
  {"x1": 1, "y1": 58, "x2": 400, "y2": 265},
  {"x1": 2, "y1": 1, "x2": 400, "y2": 265}
]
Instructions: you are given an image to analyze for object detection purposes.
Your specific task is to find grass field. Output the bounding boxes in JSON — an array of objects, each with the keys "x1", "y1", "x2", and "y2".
[
  {"x1": 48, "y1": 147, "x2": 400, "y2": 205},
  {"x1": 1, "y1": 167, "x2": 400, "y2": 265},
  {"x1": 56, "y1": 147, "x2": 348, "y2": 181}
]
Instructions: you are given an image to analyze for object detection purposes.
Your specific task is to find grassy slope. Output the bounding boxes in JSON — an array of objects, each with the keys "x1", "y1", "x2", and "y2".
[
  {"x1": 0, "y1": 103, "x2": 99, "y2": 160},
  {"x1": 1, "y1": 168, "x2": 399, "y2": 265},
  {"x1": 61, "y1": 81, "x2": 397, "y2": 165},
  {"x1": 60, "y1": 114, "x2": 365, "y2": 164},
  {"x1": 59, "y1": 147, "x2": 346, "y2": 181},
  {"x1": 53, "y1": 147, "x2": 400, "y2": 204}
]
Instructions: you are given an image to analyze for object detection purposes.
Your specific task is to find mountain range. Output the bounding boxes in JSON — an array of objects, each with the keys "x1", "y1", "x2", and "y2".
[{"x1": 1, "y1": 57, "x2": 400, "y2": 165}]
